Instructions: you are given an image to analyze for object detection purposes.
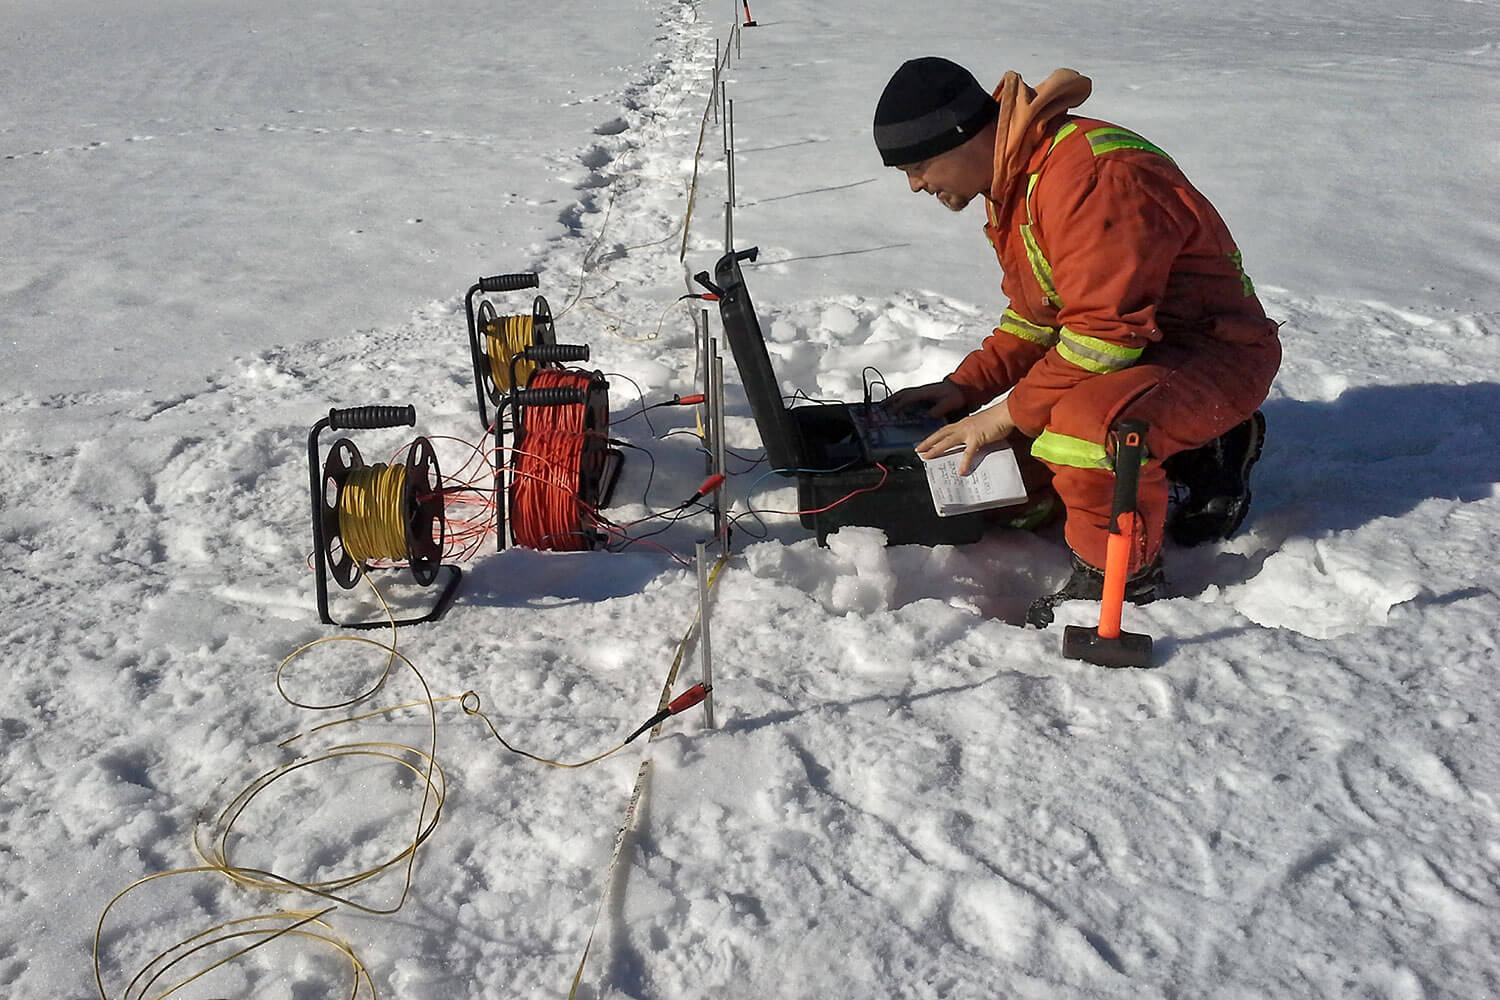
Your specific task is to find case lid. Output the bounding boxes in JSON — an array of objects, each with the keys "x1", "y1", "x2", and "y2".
[{"x1": 712, "y1": 249, "x2": 803, "y2": 472}]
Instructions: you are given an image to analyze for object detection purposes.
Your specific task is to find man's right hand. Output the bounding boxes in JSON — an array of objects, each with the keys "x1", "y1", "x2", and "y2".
[{"x1": 883, "y1": 378, "x2": 967, "y2": 419}]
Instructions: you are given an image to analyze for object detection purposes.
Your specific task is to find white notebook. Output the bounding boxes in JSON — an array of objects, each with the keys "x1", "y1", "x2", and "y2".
[{"x1": 922, "y1": 441, "x2": 1029, "y2": 517}]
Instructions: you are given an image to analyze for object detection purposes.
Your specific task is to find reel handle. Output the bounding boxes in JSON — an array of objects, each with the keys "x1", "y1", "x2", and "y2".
[
  {"x1": 479, "y1": 273, "x2": 540, "y2": 293},
  {"x1": 513, "y1": 387, "x2": 588, "y2": 407},
  {"x1": 327, "y1": 405, "x2": 417, "y2": 430},
  {"x1": 524, "y1": 343, "x2": 590, "y2": 363}
]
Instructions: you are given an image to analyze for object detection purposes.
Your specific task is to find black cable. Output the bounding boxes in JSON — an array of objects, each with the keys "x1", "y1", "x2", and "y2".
[
  {"x1": 655, "y1": 429, "x2": 766, "y2": 473},
  {"x1": 609, "y1": 438, "x2": 659, "y2": 510},
  {"x1": 861, "y1": 365, "x2": 893, "y2": 405},
  {"x1": 603, "y1": 371, "x2": 659, "y2": 438},
  {"x1": 724, "y1": 507, "x2": 770, "y2": 540}
]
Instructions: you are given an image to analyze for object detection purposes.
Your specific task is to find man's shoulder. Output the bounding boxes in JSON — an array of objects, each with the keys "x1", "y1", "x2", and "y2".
[
  {"x1": 1046, "y1": 116, "x2": 1177, "y2": 170},
  {"x1": 1034, "y1": 116, "x2": 1183, "y2": 203}
]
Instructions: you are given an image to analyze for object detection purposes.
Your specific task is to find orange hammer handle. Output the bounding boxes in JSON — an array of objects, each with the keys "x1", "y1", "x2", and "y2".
[
  {"x1": 1098, "y1": 512, "x2": 1138, "y2": 639},
  {"x1": 1097, "y1": 419, "x2": 1148, "y2": 639}
]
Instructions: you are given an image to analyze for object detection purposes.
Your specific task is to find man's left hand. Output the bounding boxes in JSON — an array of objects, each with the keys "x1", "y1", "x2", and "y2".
[{"x1": 916, "y1": 398, "x2": 1017, "y2": 475}]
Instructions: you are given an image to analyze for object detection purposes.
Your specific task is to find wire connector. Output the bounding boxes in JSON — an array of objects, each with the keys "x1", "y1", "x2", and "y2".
[
  {"x1": 689, "y1": 474, "x2": 725, "y2": 502},
  {"x1": 624, "y1": 683, "x2": 712, "y2": 743}
]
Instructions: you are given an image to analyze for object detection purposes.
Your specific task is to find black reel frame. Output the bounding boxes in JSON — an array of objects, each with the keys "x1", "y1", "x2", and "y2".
[
  {"x1": 493, "y1": 345, "x2": 624, "y2": 551},
  {"x1": 465, "y1": 271, "x2": 557, "y2": 432},
  {"x1": 307, "y1": 405, "x2": 462, "y2": 629}
]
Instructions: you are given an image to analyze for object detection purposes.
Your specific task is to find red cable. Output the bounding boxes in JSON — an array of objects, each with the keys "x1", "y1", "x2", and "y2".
[
  {"x1": 752, "y1": 463, "x2": 889, "y2": 516},
  {"x1": 512, "y1": 369, "x2": 596, "y2": 550},
  {"x1": 420, "y1": 432, "x2": 501, "y2": 564}
]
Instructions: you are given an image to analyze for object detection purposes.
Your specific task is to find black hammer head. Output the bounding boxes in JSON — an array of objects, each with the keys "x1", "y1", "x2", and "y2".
[{"x1": 1062, "y1": 625, "x2": 1154, "y2": 669}]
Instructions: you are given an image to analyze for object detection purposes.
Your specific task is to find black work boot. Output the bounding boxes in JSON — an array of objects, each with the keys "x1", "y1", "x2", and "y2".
[
  {"x1": 1025, "y1": 551, "x2": 1164, "y2": 629},
  {"x1": 1164, "y1": 411, "x2": 1266, "y2": 547}
]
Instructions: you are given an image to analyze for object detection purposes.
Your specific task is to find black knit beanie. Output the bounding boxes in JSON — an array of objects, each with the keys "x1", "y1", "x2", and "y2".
[{"x1": 873, "y1": 57, "x2": 997, "y2": 167}]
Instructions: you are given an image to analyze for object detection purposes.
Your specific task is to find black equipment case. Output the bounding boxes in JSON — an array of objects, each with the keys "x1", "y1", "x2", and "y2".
[{"x1": 702, "y1": 248, "x2": 985, "y2": 547}]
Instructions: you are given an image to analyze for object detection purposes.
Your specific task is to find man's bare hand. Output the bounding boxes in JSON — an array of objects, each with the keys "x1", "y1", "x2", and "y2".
[
  {"x1": 916, "y1": 398, "x2": 1017, "y2": 475},
  {"x1": 883, "y1": 378, "x2": 967, "y2": 419}
]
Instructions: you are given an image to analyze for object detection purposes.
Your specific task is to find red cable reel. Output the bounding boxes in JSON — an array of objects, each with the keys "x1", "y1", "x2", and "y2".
[{"x1": 504, "y1": 347, "x2": 623, "y2": 551}]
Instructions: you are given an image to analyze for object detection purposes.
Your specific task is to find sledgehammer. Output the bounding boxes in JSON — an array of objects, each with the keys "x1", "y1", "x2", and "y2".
[{"x1": 1063, "y1": 419, "x2": 1155, "y2": 668}]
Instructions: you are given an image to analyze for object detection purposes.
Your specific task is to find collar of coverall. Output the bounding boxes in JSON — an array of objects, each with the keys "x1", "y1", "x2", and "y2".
[{"x1": 987, "y1": 68, "x2": 1094, "y2": 208}]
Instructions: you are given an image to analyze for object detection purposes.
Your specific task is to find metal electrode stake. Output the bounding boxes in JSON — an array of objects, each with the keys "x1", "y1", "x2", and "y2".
[
  {"x1": 727, "y1": 98, "x2": 736, "y2": 209},
  {"x1": 713, "y1": 353, "x2": 728, "y2": 543},
  {"x1": 691, "y1": 303, "x2": 702, "y2": 395},
  {"x1": 705, "y1": 339, "x2": 718, "y2": 530},
  {"x1": 706, "y1": 336, "x2": 720, "y2": 483},
  {"x1": 696, "y1": 540, "x2": 717, "y2": 729},
  {"x1": 700, "y1": 310, "x2": 713, "y2": 475},
  {"x1": 713, "y1": 39, "x2": 720, "y2": 124}
]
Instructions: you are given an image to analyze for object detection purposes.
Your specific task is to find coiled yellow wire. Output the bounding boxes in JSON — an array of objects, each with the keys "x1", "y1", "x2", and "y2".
[
  {"x1": 338, "y1": 463, "x2": 410, "y2": 564},
  {"x1": 94, "y1": 889, "x2": 373, "y2": 1000},
  {"x1": 485, "y1": 313, "x2": 538, "y2": 391},
  {"x1": 96, "y1": 594, "x2": 443, "y2": 999}
]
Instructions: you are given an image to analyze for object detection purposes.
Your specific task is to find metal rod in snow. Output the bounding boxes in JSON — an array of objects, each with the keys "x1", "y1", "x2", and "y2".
[
  {"x1": 693, "y1": 310, "x2": 707, "y2": 477},
  {"x1": 707, "y1": 336, "x2": 722, "y2": 487},
  {"x1": 727, "y1": 98, "x2": 736, "y2": 208},
  {"x1": 702, "y1": 327, "x2": 715, "y2": 476},
  {"x1": 696, "y1": 539, "x2": 717, "y2": 729},
  {"x1": 724, "y1": 200, "x2": 733, "y2": 255},
  {"x1": 712, "y1": 40, "x2": 721, "y2": 125},
  {"x1": 713, "y1": 352, "x2": 728, "y2": 547}
]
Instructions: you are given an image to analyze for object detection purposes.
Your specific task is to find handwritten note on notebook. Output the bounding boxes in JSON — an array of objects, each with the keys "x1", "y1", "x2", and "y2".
[{"x1": 922, "y1": 442, "x2": 1029, "y2": 517}]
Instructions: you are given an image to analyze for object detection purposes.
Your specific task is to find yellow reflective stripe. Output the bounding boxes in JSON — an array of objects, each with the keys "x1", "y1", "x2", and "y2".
[
  {"x1": 1229, "y1": 248, "x2": 1255, "y2": 297},
  {"x1": 1084, "y1": 126, "x2": 1174, "y2": 163},
  {"x1": 1020, "y1": 224, "x2": 1062, "y2": 308},
  {"x1": 1019, "y1": 123, "x2": 1085, "y2": 305},
  {"x1": 1056, "y1": 327, "x2": 1144, "y2": 374},
  {"x1": 1032, "y1": 430, "x2": 1152, "y2": 470},
  {"x1": 1000, "y1": 309, "x2": 1058, "y2": 347},
  {"x1": 1032, "y1": 430, "x2": 1112, "y2": 470}
]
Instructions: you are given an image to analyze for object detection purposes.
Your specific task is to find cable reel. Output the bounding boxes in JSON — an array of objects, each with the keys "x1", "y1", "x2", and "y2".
[
  {"x1": 479, "y1": 296, "x2": 557, "y2": 400},
  {"x1": 575, "y1": 370, "x2": 619, "y2": 513},
  {"x1": 464, "y1": 271, "x2": 557, "y2": 431},
  {"x1": 498, "y1": 346, "x2": 624, "y2": 552},
  {"x1": 307, "y1": 405, "x2": 462, "y2": 628}
]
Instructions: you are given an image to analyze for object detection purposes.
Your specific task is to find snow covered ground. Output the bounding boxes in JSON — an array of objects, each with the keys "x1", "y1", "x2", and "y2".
[{"x1": 3, "y1": 0, "x2": 1499, "y2": 997}]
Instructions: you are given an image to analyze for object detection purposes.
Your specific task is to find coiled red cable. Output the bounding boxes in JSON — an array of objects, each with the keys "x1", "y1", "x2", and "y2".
[{"x1": 511, "y1": 369, "x2": 596, "y2": 550}]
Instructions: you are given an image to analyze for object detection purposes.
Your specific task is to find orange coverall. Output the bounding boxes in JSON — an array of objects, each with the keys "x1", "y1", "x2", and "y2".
[{"x1": 948, "y1": 104, "x2": 1281, "y2": 572}]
